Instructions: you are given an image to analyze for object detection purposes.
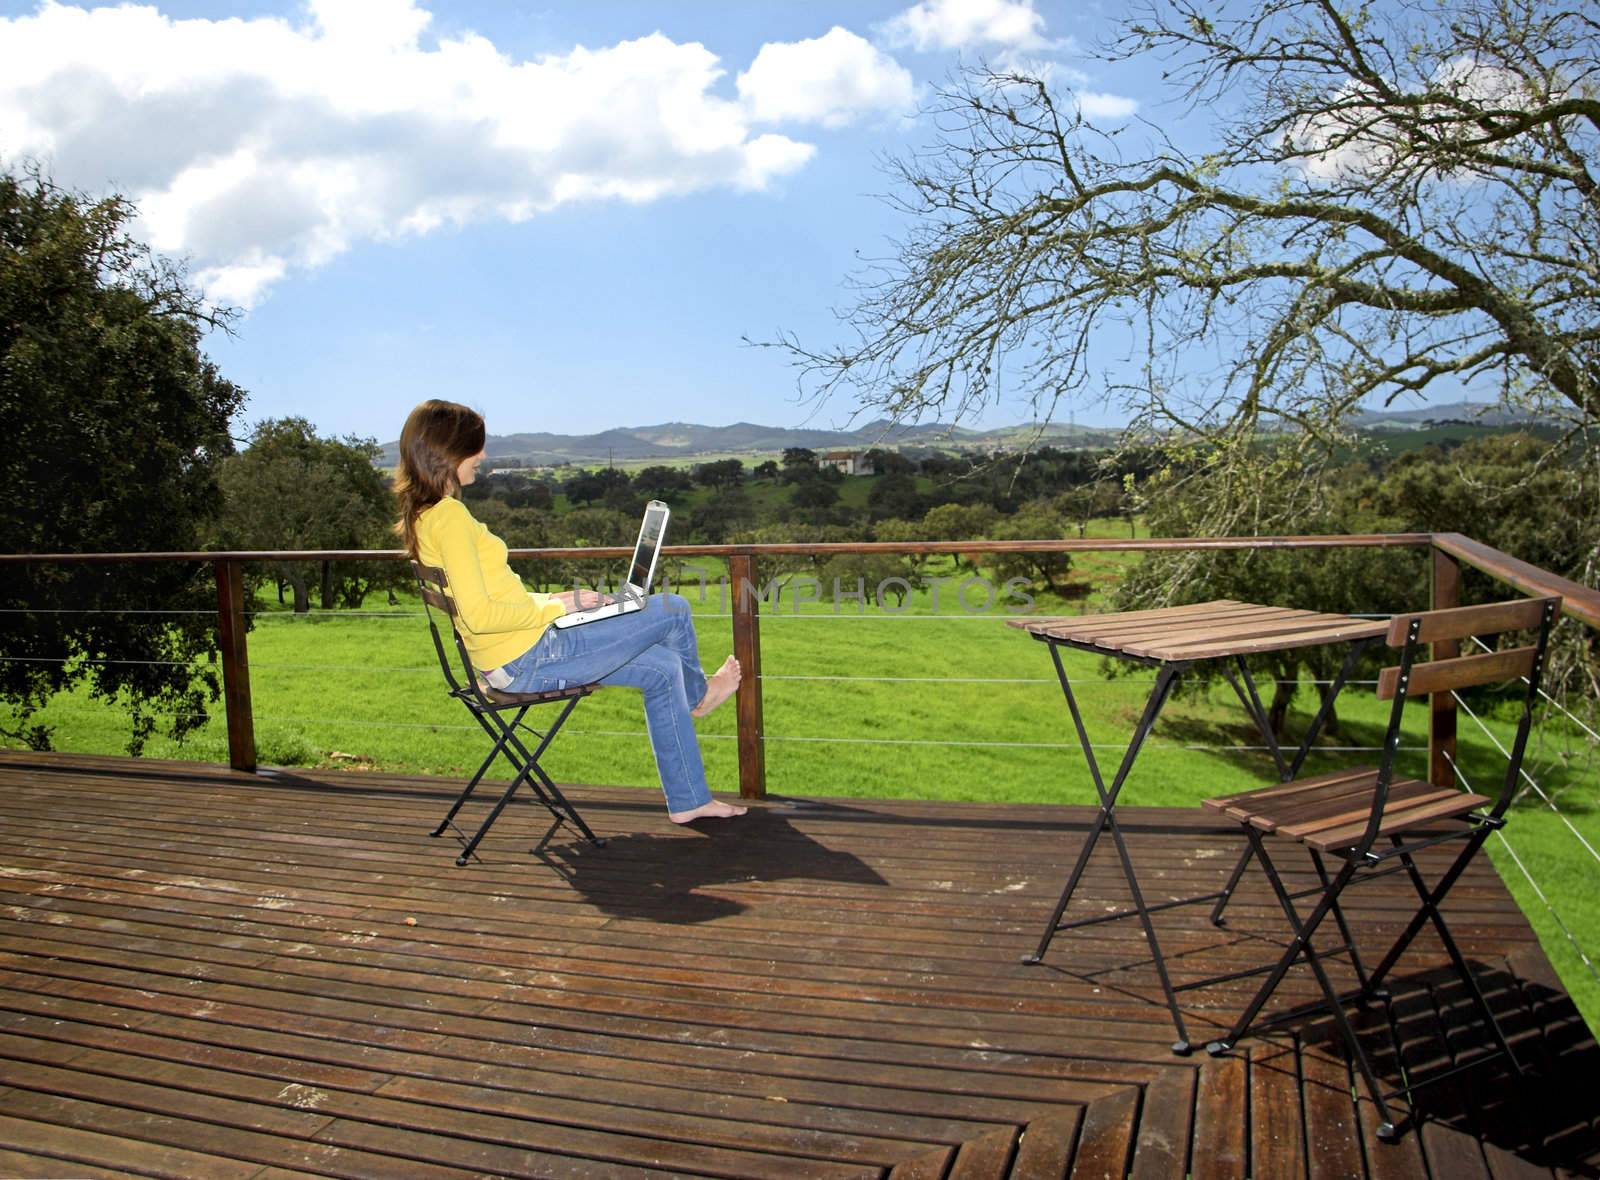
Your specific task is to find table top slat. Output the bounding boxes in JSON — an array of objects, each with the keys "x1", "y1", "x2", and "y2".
[
  {"x1": 1013, "y1": 600, "x2": 1388, "y2": 662},
  {"x1": 1130, "y1": 617, "x2": 1388, "y2": 661},
  {"x1": 1056, "y1": 606, "x2": 1312, "y2": 648}
]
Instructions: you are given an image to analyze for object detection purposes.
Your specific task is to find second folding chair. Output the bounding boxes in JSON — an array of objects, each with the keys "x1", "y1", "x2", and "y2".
[
  {"x1": 412, "y1": 561, "x2": 607, "y2": 863},
  {"x1": 1200, "y1": 595, "x2": 1561, "y2": 1140}
]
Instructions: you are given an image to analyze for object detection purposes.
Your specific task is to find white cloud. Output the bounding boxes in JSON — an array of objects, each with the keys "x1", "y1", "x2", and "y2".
[
  {"x1": 738, "y1": 26, "x2": 916, "y2": 128},
  {"x1": 0, "y1": 1, "x2": 837, "y2": 307},
  {"x1": 882, "y1": 0, "x2": 1049, "y2": 54},
  {"x1": 1288, "y1": 57, "x2": 1537, "y2": 182},
  {"x1": 878, "y1": 0, "x2": 1134, "y2": 119},
  {"x1": 1077, "y1": 91, "x2": 1139, "y2": 120}
]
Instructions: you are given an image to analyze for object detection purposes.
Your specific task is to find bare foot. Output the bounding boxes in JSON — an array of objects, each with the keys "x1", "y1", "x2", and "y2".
[
  {"x1": 691, "y1": 654, "x2": 742, "y2": 718},
  {"x1": 669, "y1": 798, "x2": 748, "y2": 823}
]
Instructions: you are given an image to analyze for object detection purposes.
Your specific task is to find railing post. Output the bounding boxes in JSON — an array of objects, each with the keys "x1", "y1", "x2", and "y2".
[
  {"x1": 1430, "y1": 542, "x2": 1460, "y2": 788},
  {"x1": 728, "y1": 553, "x2": 766, "y2": 799},
  {"x1": 213, "y1": 558, "x2": 256, "y2": 773}
]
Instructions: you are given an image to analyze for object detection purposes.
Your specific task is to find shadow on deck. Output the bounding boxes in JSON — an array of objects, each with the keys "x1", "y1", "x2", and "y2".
[{"x1": 0, "y1": 751, "x2": 1595, "y2": 1179}]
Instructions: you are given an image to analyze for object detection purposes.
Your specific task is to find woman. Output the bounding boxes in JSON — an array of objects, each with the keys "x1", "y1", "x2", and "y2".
[{"x1": 395, "y1": 399, "x2": 746, "y2": 823}]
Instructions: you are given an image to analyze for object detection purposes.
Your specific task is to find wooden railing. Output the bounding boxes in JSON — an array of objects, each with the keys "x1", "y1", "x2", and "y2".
[{"x1": 3, "y1": 533, "x2": 1597, "y2": 796}]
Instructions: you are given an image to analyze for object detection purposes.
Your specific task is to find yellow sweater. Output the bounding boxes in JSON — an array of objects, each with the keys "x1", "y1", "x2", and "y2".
[{"x1": 415, "y1": 496, "x2": 566, "y2": 671}]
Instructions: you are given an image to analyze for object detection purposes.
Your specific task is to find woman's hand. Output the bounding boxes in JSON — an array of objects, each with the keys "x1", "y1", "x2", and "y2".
[{"x1": 553, "y1": 588, "x2": 611, "y2": 611}]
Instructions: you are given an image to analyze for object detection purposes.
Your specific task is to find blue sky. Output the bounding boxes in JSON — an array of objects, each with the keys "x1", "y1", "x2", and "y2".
[
  {"x1": 1, "y1": 0, "x2": 1178, "y2": 441},
  {"x1": 2, "y1": 0, "x2": 1481, "y2": 445}
]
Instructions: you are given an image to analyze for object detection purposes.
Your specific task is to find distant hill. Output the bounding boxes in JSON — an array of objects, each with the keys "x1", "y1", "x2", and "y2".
[
  {"x1": 375, "y1": 417, "x2": 1115, "y2": 467},
  {"x1": 374, "y1": 401, "x2": 1543, "y2": 467},
  {"x1": 1348, "y1": 400, "x2": 1546, "y2": 428}
]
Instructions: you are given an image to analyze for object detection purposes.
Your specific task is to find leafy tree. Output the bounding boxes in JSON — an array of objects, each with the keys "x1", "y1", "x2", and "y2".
[
  {"x1": 687, "y1": 487, "x2": 756, "y2": 542},
  {"x1": 602, "y1": 481, "x2": 646, "y2": 517},
  {"x1": 921, "y1": 503, "x2": 1000, "y2": 573},
  {"x1": 781, "y1": 447, "x2": 818, "y2": 480},
  {"x1": 1367, "y1": 433, "x2": 1594, "y2": 579},
  {"x1": 0, "y1": 170, "x2": 245, "y2": 753},
  {"x1": 632, "y1": 464, "x2": 694, "y2": 502},
  {"x1": 818, "y1": 552, "x2": 916, "y2": 608},
  {"x1": 789, "y1": 476, "x2": 841, "y2": 514},
  {"x1": 866, "y1": 472, "x2": 927, "y2": 521},
  {"x1": 990, "y1": 504, "x2": 1075, "y2": 594},
  {"x1": 563, "y1": 463, "x2": 624, "y2": 505},
  {"x1": 871, "y1": 517, "x2": 936, "y2": 583},
  {"x1": 546, "y1": 506, "x2": 639, "y2": 590},
  {"x1": 863, "y1": 447, "x2": 914, "y2": 476},
  {"x1": 775, "y1": 0, "x2": 1600, "y2": 536},
  {"x1": 752, "y1": 459, "x2": 781, "y2": 480},
  {"x1": 216, "y1": 418, "x2": 395, "y2": 612},
  {"x1": 695, "y1": 458, "x2": 746, "y2": 489},
  {"x1": 507, "y1": 481, "x2": 554, "y2": 511}
]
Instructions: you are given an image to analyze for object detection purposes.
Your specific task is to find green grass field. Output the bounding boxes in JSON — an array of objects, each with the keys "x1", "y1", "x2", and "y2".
[{"x1": 9, "y1": 550, "x2": 1599, "y2": 1035}]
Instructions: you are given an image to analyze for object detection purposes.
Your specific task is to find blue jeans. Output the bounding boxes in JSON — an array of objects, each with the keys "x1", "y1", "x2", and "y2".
[{"x1": 497, "y1": 593, "x2": 712, "y2": 813}]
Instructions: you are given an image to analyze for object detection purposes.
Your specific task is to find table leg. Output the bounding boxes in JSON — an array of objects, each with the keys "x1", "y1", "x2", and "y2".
[{"x1": 1025, "y1": 649, "x2": 1192, "y2": 1053}]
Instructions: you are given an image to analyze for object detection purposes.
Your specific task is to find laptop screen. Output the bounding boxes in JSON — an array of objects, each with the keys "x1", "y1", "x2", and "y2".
[{"x1": 625, "y1": 502, "x2": 668, "y2": 595}]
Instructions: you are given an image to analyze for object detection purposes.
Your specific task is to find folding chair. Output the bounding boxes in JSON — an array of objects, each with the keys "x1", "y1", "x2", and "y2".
[
  {"x1": 412, "y1": 561, "x2": 607, "y2": 863},
  {"x1": 1200, "y1": 595, "x2": 1561, "y2": 1140}
]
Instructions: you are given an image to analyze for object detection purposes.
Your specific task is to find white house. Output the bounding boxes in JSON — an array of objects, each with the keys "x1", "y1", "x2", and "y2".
[{"x1": 820, "y1": 450, "x2": 875, "y2": 476}]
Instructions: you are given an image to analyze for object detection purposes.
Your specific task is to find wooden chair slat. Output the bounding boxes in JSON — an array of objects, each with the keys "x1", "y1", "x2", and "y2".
[
  {"x1": 1201, "y1": 766, "x2": 1377, "y2": 813},
  {"x1": 1302, "y1": 792, "x2": 1493, "y2": 853},
  {"x1": 1234, "y1": 777, "x2": 1399, "y2": 831},
  {"x1": 1376, "y1": 646, "x2": 1537, "y2": 701},
  {"x1": 1384, "y1": 597, "x2": 1557, "y2": 646},
  {"x1": 418, "y1": 583, "x2": 457, "y2": 618},
  {"x1": 413, "y1": 562, "x2": 449, "y2": 590},
  {"x1": 1272, "y1": 780, "x2": 1441, "y2": 839}
]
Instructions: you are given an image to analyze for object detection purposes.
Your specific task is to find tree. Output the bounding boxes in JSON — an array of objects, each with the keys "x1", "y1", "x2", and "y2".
[
  {"x1": 817, "y1": 552, "x2": 916, "y2": 608},
  {"x1": 632, "y1": 464, "x2": 694, "y2": 502},
  {"x1": 694, "y1": 458, "x2": 745, "y2": 489},
  {"x1": 863, "y1": 447, "x2": 914, "y2": 476},
  {"x1": 789, "y1": 476, "x2": 841, "y2": 514},
  {"x1": 687, "y1": 487, "x2": 756, "y2": 542},
  {"x1": 566, "y1": 467, "x2": 629, "y2": 506},
  {"x1": 752, "y1": 459, "x2": 781, "y2": 480},
  {"x1": 866, "y1": 472, "x2": 927, "y2": 521},
  {"x1": 921, "y1": 502, "x2": 1000, "y2": 575},
  {"x1": 990, "y1": 504, "x2": 1075, "y2": 595},
  {"x1": 773, "y1": 0, "x2": 1600, "y2": 536},
  {"x1": 0, "y1": 170, "x2": 245, "y2": 753},
  {"x1": 216, "y1": 418, "x2": 395, "y2": 612},
  {"x1": 781, "y1": 447, "x2": 819, "y2": 480}
]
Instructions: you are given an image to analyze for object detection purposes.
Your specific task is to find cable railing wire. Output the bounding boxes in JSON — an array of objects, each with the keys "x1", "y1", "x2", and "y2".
[
  {"x1": 1441, "y1": 747, "x2": 1600, "y2": 990},
  {"x1": 1451, "y1": 689, "x2": 1600, "y2": 870},
  {"x1": 1466, "y1": 633, "x2": 1600, "y2": 748}
]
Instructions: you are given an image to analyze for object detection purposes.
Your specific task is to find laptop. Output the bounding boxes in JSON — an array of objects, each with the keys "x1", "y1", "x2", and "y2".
[{"x1": 551, "y1": 499, "x2": 670, "y2": 629}]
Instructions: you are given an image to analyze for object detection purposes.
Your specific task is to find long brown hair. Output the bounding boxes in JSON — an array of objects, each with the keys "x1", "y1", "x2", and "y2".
[{"x1": 393, "y1": 399, "x2": 486, "y2": 557}]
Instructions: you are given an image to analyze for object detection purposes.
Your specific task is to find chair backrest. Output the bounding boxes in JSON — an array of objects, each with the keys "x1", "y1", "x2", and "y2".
[
  {"x1": 1367, "y1": 595, "x2": 1561, "y2": 836},
  {"x1": 412, "y1": 560, "x2": 478, "y2": 697}
]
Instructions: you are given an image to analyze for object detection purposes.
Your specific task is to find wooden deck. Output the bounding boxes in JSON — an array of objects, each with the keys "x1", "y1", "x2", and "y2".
[{"x1": 0, "y1": 752, "x2": 1595, "y2": 1179}]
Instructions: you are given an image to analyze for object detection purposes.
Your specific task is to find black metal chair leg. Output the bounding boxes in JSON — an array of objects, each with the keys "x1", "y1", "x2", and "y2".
[
  {"x1": 1392, "y1": 843, "x2": 1521, "y2": 1074},
  {"x1": 1363, "y1": 830, "x2": 1489, "y2": 996},
  {"x1": 1312, "y1": 848, "x2": 1374, "y2": 995},
  {"x1": 1209, "y1": 831, "x2": 1351, "y2": 1050},
  {"x1": 432, "y1": 705, "x2": 531, "y2": 837}
]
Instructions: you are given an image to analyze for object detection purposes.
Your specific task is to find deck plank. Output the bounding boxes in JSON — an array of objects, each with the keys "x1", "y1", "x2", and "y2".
[{"x1": 0, "y1": 751, "x2": 1595, "y2": 1179}]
